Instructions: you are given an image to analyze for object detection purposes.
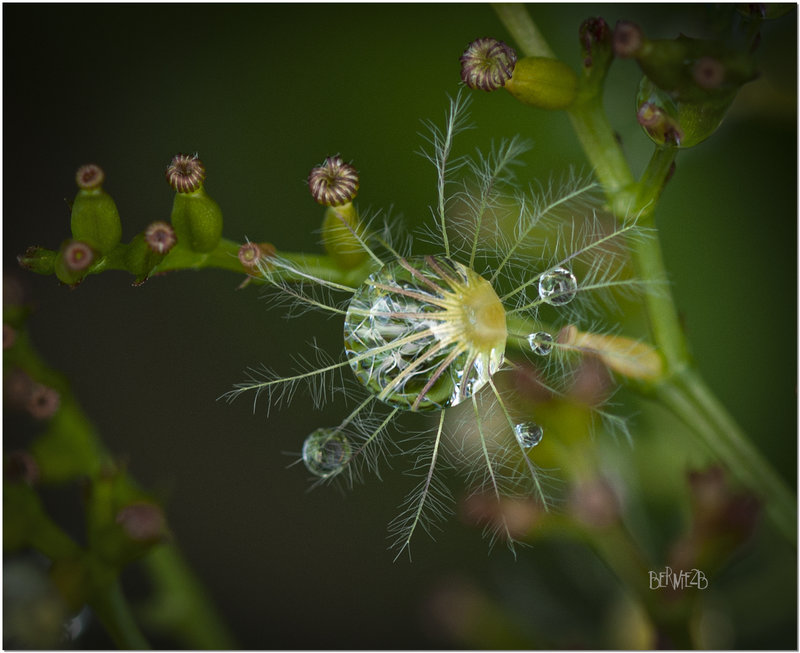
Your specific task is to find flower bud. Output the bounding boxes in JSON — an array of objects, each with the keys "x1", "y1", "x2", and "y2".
[
  {"x1": 504, "y1": 57, "x2": 578, "y2": 110},
  {"x1": 115, "y1": 502, "x2": 167, "y2": 543},
  {"x1": 460, "y1": 37, "x2": 517, "y2": 91},
  {"x1": 5, "y1": 450, "x2": 41, "y2": 485},
  {"x1": 144, "y1": 221, "x2": 177, "y2": 254},
  {"x1": 54, "y1": 240, "x2": 94, "y2": 287},
  {"x1": 308, "y1": 156, "x2": 359, "y2": 206},
  {"x1": 125, "y1": 224, "x2": 175, "y2": 285},
  {"x1": 26, "y1": 383, "x2": 60, "y2": 419},
  {"x1": 321, "y1": 202, "x2": 368, "y2": 269},
  {"x1": 579, "y1": 17, "x2": 612, "y2": 77},
  {"x1": 612, "y1": 20, "x2": 644, "y2": 58},
  {"x1": 167, "y1": 153, "x2": 222, "y2": 253},
  {"x1": 237, "y1": 242, "x2": 263, "y2": 269},
  {"x1": 69, "y1": 165, "x2": 122, "y2": 254}
]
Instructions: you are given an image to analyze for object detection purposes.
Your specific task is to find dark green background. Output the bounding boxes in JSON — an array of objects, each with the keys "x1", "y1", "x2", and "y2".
[{"x1": 4, "y1": 4, "x2": 796, "y2": 648}]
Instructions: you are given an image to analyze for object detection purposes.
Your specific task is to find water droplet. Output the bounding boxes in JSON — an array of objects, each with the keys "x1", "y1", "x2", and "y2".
[
  {"x1": 538, "y1": 267, "x2": 578, "y2": 305},
  {"x1": 302, "y1": 428, "x2": 352, "y2": 478},
  {"x1": 343, "y1": 256, "x2": 506, "y2": 411},
  {"x1": 527, "y1": 331, "x2": 554, "y2": 355},
  {"x1": 514, "y1": 422, "x2": 543, "y2": 448}
]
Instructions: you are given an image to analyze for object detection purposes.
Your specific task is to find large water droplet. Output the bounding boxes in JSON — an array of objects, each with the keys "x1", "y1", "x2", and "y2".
[
  {"x1": 343, "y1": 256, "x2": 506, "y2": 411},
  {"x1": 514, "y1": 422, "x2": 543, "y2": 448},
  {"x1": 527, "y1": 331, "x2": 554, "y2": 356},
  {"x1": 538, "y1": 267, "x2": 578, "y2": 305},
  {"x1": 302, "y1": 428, "x2": 352, "y2": 478}
]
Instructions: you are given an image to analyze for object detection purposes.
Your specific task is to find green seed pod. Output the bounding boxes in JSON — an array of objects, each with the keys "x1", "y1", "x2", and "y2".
[
  {"x1": 504, "y1": 56, "x2": 578, "y2": 110},
  {"x1": 70, "y1": 165, "x2": 122, "y2": 254},
  {"x1": 169, "y1": 187, "x2": 223, "y2": 253},
  {"x1": 321, "y1": 202, "x2": 368, "y2": 269}
]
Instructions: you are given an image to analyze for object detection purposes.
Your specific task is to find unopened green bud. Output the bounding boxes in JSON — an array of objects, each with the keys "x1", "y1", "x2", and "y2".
[
  {"x1": 504, "y1": 57, "x2": 578, "y2": 110},
  {"x1": 321, "y1": 202, "x2": 368, "y2": 269},
  {"x1": 166, "y1": 154, "x2": 222, "y2": 252},
  {"x1": 54, "y1": 240, "x2": 94, "y2": 286},
  {"x1": 69, "y1": 165, "x2": 122, "y2": 254},
  {"x1": 17, "y1": 246, "x2": 56, "y2": 275}
]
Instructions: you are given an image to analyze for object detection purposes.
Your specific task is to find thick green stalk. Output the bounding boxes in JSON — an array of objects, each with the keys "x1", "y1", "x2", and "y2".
[{"x1": 90, "y1": 581, "x2": 151, "y2": 650}]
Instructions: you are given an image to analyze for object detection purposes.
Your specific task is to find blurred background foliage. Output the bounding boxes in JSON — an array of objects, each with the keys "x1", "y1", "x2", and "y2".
[{"x1": 3, "y1": 3, "x2": 796, "y2": 649}]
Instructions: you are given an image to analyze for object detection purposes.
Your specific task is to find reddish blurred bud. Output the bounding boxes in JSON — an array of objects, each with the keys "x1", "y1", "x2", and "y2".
[
  {"x1": 144, "y1": 221, "x2": 177, "y2": 254},
  {"x1": 115, "y1": 502, "x2": 167, "y2": 542},
  {"x1": 4, "y1": 323, "x2": 16, "y2": 349},
  {"x1": 27, "y1": 383, "x2": 60, "y2": 419},
  {"x1": 693, "y1": 56, "x2": 725, "y2": 89},
  {"x1": 613, "y1": 20, "x2": 644, "y2": 58},
  {"x1": 461, "y1": 492, "x2": 541, "y2": 539},
  {"x1": 5, "y1": 450, "x2": 40, "y2": 485},
  {"x1": 569, "y1": 477, "x2": 621, "y2": 528}
]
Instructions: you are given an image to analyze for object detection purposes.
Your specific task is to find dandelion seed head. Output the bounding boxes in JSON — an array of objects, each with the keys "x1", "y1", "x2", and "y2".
[{"x1": 343, "y1": 256, "x2": 506, "y2": 411}]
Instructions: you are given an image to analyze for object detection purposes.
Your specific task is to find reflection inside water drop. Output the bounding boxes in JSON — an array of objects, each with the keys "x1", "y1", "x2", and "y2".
[
  {"x1": 538, "y1": 268, "x2": 577, "y2": 306},
  {"x1": 514, "y1": 422, "x2": 543, "y2": 449},
  {"x1": 302, "y1": 428, "x2": 352, "y2": 478}
]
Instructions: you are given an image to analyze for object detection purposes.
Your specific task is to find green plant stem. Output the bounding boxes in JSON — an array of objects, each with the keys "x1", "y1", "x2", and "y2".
[
  {"x1": 90, "y1": 580, "x2": 151, "y2": 650},
  {"x1": 494, "y1": 5, "x2": 796, "y2": 542},
  {"x1": 492, "y1": 3, "x2": 555, "y2": 58}
]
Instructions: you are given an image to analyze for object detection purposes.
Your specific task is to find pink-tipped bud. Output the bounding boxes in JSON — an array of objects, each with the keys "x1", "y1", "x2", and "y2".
[
  {"x1": 5, "y1": 450, "x2": 40, "y2": 485},
  {"x1": 62, "y1": 240, "x2": 94, "y2": 272},
  {"x1": 144, "y1": 221, "x2": 177, "y2": 254},
  {"x1": 75, "y1": 164, "x2": 105, "y2": 190},
  {"x1": 692, "y1": 56, "x2": 725, "y2": 89},
  {"x1": 166, "y1": 153, "x2": 206, "y2": 193},
  {"x1": 237, "y1": 242, "x2": 263, "y2": 268},
  {"x1": 460, "y1": 37, "x2": 517, "y2": 91},
  {"x1": 613, "y1": 20, "x2": 644, "y2": 58},
  {"x1": 115, "y1": 502, "x2": 166, "y2": 542},
  {"x1": 26, "y1": 383, "x2": 60, "y2": 420},
  {"x1": 308, "y1": 155, "x2": 359, "y2": 206},
  {"x1": 4, "y1": 323, "x2": 16, "y2": 349}
]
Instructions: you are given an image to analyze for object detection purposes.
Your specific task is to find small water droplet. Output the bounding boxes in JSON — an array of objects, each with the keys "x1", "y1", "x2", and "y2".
[
  {"x1": 527, "y1": 331, "x2": 554, "y2": 355},
  {"x1": 538, "y1": 267, "x2": 578, "y2": 305},
  {"x1": 302, "y1": 428, "x2": 352, "y2": 478},
  {"x1": 514, "y1": 422, "x2": 543, "y2": 448}
]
